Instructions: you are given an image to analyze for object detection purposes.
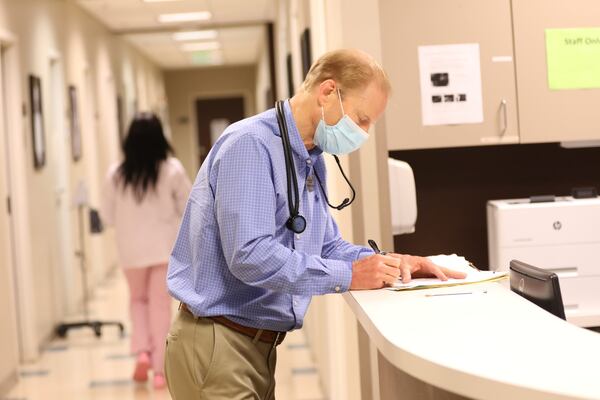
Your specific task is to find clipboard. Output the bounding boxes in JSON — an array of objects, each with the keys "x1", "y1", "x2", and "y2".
[{"x1": 389, "y1": 254, "x2": 508, "y2": 292}]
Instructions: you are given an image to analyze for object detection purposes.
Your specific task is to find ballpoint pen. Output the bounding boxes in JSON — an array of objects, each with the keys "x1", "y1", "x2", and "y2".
[
  {"x1": 368, "y1": 239, "x2": 388, "y2": 255},
  {"x1": 425, "y1": 290, "x2": 488, "y2": 297}
]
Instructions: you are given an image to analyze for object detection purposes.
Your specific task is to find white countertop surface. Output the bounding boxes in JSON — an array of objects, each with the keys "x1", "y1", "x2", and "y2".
[{"x1": 344, "y1": 282, "x2": 600, "y2": 400}]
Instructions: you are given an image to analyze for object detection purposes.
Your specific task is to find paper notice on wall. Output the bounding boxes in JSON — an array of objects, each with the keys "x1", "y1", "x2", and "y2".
[
  {"x1": 418, "y1": 43, "x2": 484, "y2": 126},
  {"x1": 209, "y1": 118, "x2": 231, "y2": 145},
  {"x1": 546, "y1": 28, "x2": 600, "y2": 90}
]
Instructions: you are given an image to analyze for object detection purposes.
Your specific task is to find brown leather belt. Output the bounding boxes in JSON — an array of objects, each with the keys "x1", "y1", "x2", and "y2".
[{"x1": 179, "y1": 303, "x2": 286, "y2": 346}]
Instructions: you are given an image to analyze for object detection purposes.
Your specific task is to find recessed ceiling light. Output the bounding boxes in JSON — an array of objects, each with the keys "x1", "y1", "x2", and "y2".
[
  {"x1": 173, "y1": 30, "x2": 218, "y2": 41},
  {"x1": 158, "y1": 11, "x2": 212, "y2": 23},
  {"x1": 181, "y1": 41, "x2": 221, "y2": 52}
]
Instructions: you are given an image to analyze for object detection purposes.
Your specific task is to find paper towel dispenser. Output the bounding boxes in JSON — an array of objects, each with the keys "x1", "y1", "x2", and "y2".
[{"x1": 388, "y1": 158, "x2": 417, "y2": 235}]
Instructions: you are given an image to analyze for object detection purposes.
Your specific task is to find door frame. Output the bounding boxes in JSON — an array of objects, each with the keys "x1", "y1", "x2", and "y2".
[
  {"x1": 0, "y1": 34, "x2": 20, "y2": 383},
  {"x1": 48, "y1": 50, "x2": 76, "y2": 318},
  {"x1": 0, "y1": 30, "x2": 38, "y2": 362}
]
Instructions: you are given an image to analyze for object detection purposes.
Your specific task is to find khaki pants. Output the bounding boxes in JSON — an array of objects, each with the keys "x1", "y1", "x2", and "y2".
[{"x1": 164, "y1": 309, "x2": 278, "y2": 400}]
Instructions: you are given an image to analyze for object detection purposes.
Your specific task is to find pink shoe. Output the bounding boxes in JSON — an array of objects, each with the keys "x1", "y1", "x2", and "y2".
[
  {"x1": 153, "y1": 373, "x2": 167, "y2": 390},
  {"x1": 133, "y1": 352, "x2": 151, "y2": 382}
]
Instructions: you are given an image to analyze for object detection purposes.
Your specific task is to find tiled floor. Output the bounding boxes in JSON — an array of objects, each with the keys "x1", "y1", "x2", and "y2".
[{"x1": 4, "y1": 269, "x2": 325, "y2": 400}]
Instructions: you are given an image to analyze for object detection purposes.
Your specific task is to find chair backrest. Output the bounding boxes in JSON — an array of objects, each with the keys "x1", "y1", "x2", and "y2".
[{"x1": 509, "y1": 260, "x2": 566, "y2": 320}]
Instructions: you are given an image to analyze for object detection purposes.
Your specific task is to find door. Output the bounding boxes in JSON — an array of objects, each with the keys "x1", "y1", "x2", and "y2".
[
  {"x1": 195, "y1": 96, "x2": 245, "y2": 166},
  {"x1": 0, "y1": 42, "x2": 20, "y2": 387},
  {"x1": 379, "y1": 0, "x2": 519, "y2": 150}
]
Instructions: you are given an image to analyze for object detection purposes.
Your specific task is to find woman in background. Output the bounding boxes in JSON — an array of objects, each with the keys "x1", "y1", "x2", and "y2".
[{"x1": 101, "y1": 112, "x2": 191, "y2": 390}]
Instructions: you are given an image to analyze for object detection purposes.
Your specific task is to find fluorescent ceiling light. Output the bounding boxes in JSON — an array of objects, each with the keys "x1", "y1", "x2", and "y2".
[
  {"x1": 158, "y1": 11, "x2": 212, "y2": 23},
  {"x1": 181, "y1": 41, "x2": 221, "y2": 52},
  {"x1": 173, "y1": 30, "x2": 218, "y2": 41},
  {"x1": 191, "y1": 50, "x2": 223, "y2": 66},
  {"x1": 144, "y1": 0, "x2": 182, "y2": 3}
]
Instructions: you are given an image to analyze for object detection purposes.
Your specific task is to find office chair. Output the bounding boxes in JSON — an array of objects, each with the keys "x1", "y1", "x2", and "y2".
[{"x1": 509, "y1": 260, "x2": 566, "y2": 320}]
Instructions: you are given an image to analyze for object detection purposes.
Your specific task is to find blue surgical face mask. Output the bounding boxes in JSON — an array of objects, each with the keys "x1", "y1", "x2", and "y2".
[{"x1": 314, "y1": 89, "x2": 369, "y2": 155}]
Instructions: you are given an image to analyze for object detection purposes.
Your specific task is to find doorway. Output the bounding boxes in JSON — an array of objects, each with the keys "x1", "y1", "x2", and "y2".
[
  {"x1": 194, "y1": 96, "x2": 245, "y2": 166},
  {"x1": 0, "y1": 41, "x2": 20, "y2": 379}
]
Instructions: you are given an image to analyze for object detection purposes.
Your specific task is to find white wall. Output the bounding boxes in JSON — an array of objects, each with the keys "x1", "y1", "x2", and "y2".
[
  {"x1": 0, "y1": 0, "x2": 166, "y2": 375},
  {"x1": 271, "y1": 1, "x2": 362, "y2": 399},
  {"x1": 272, "y1": 1, "x2": 394, "y2": 399},
  {"x1": 255, "y1": 26, "x2": 272, "y2": 110}
]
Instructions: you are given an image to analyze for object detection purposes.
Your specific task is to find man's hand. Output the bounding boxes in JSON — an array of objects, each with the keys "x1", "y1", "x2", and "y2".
[
  {"x1": 350, "y1": 254, "x2": 402, "y2": 290},
  {"x1": 387, "y1": 253, "x2": 467, "y2": 283}
]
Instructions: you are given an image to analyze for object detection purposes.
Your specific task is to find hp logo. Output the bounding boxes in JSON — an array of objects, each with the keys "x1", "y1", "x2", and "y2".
[{"x1": 553, "y1": 221, "x2": 562, "y2": 230}]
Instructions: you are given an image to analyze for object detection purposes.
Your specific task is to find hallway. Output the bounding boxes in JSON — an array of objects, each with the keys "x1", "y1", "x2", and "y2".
[
  {"x1": 4, "y1": 269, "x2": 325, "y2": 400},
  {"x1": 0, "y1": 1, "x2": 372, "y2": 399}
]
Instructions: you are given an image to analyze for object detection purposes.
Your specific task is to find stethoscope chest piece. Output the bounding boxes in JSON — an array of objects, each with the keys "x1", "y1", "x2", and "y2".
[{"x1": 286, "y1": 215, "x2": 307, "y2": 234}]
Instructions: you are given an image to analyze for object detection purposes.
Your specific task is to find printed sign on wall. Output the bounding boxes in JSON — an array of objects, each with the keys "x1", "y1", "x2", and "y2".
[
  {"x1": 546, "y1": 28, "x2": 600, "y2": 90},
  {"x1": 418, "y1": 43, "x2": 484, "y2": 126}
]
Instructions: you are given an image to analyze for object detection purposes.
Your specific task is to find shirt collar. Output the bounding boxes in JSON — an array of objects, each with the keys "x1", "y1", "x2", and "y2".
[{"x1": 282, "y1": 100, "x2": 323, "y2": 161}]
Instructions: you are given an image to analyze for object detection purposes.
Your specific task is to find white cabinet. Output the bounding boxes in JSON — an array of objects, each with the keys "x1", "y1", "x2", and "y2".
[
  {"x1": 512, "y1": 0, "x2": 600, "y2": 143},
  {"x1": 379, "y1": 0, "x2": 519, "y2": 150}
]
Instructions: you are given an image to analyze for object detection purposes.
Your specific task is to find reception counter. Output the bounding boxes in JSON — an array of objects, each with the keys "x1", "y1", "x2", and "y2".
[{"x1": 344, "y1": 282, "x2": 600, "y2": 400}]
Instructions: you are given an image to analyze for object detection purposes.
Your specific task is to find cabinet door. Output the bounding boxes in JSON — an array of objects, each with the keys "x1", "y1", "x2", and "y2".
[
  {"x1": 513, "y1": 0, "x2": 600, "y2": 144},
  {"x1": 380, "y1": 0, "x2": 518, "y2": 150}
]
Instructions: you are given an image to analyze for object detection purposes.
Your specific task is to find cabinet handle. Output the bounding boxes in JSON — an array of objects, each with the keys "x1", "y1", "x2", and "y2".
[{"x1": 500, "y1": 99, "x2": 508, "y2": 135}]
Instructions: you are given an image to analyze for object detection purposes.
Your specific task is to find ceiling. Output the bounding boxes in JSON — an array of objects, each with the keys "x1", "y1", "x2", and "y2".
[{"x1": 76, "y1": 0, "x2": 274, "y2": 69}]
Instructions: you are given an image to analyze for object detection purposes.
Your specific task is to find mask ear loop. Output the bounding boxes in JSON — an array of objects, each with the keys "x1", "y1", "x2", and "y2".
[
  {"x1": 337, "y1": 88, "x2": 345, "y2": 115},
  {"x1": 321, "y1": 88, "x2": 345, "y2": 125}
]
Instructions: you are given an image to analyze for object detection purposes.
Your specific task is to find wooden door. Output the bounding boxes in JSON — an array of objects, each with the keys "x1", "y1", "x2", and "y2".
[{"x1": 195, "y1": 96, "x2": 245, "y2": 166}]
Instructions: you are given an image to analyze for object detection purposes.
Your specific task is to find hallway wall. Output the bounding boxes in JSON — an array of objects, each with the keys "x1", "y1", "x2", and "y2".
[
  {"x1": 0, "y1": 1, "x2": 166, "y2": 380},
  {"x1": 272, "y1": 1, "x2": 394, "y2": 399},
  {"x1": 269, "y1": 1, "x2": 371, "y2": 399}
]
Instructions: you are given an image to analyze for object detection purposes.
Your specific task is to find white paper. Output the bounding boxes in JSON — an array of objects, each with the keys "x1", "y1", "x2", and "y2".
[
  {"x1": 418, "y1": 43, "x2": 484, "y2": 126},
  {"x1": 210, "y1": 118, "x2": 231, "y2": 145},
  {"x1": 391, "y1": 254, "x2": 507, "y2": 291}
]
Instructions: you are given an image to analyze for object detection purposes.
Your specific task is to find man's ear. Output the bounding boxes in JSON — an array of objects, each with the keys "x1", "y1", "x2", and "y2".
[{"x1": 317, "y1": 79, "x2": 337, "y2": 107}]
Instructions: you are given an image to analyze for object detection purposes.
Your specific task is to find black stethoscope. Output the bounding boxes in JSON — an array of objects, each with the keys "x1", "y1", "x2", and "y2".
[{"x1": 275, "y1": 100, "x2": 356, "y2": 234}]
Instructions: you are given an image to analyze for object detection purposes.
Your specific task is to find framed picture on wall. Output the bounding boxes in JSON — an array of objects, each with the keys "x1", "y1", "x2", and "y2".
[
  {"x1": 68, "y1": 85, "x2": 82, "y2": 162},
  {"x1": 300, "y1": 28, "x2": 312, "y2": 79},
  {"x1": 29, "y1": 74, "x2": 46, "y2": 170}
]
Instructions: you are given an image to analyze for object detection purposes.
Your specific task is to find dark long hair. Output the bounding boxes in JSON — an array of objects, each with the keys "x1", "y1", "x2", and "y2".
[{"x1": 118, "y1": 112, "x2": 173, "y2": 202}]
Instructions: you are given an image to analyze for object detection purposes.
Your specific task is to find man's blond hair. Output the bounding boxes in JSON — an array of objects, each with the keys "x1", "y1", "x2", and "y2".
[{"x1": 301, "y1": 49, "x2": 391, "y2": 95}]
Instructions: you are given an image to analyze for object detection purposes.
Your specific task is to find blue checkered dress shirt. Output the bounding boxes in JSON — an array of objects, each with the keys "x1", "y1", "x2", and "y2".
[{"x1": 167, "y1": 100, "x2": 374, "y2": 332}]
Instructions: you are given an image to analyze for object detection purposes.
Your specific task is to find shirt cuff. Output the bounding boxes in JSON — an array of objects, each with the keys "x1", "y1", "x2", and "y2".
[
  {"x1": 356, "y1": 247, "x2": 375, "y2": 260},
  {"x1": 329, "y1": 259, "x2": 353, "y2": 293}
]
